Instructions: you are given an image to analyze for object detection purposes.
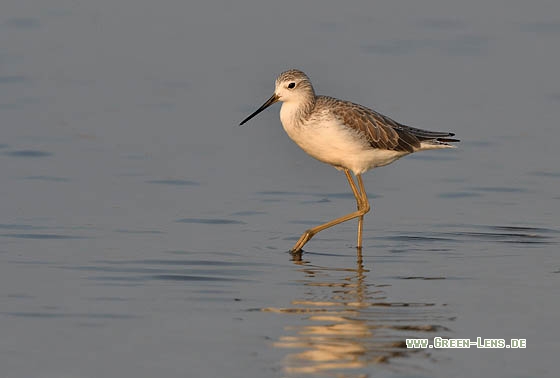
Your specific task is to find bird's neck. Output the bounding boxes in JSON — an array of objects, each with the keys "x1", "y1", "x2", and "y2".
[{"x1": 280, "y1": 93, "x2": 316, "y2": 128}]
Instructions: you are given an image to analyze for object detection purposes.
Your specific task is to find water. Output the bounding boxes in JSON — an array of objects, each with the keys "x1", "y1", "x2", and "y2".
[{"x1": 1, "y1": 1, "x2": 558, "y2": 377}]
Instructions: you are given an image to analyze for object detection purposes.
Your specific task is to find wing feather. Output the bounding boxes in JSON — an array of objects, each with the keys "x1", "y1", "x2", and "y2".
[{"x1": 317, "y1": 96, "x2": 458, "y2": 151}]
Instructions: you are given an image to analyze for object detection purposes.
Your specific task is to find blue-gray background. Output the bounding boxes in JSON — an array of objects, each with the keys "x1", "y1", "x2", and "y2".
[{"x1": 1, "y1": 1, "x2": 558, "y2": 377}]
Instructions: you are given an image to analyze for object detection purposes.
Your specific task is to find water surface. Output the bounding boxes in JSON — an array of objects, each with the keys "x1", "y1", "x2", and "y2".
[{"x1": 1, "y1": 1, "x2": 558, "y2": 377}]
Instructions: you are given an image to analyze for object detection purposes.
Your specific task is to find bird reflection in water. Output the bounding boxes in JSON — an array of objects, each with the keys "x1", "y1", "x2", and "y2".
[{"x1": 262, "y1": 250, "x2": 453, "y2": 377}]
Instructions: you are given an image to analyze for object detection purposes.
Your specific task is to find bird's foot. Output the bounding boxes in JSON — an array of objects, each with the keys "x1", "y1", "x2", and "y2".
[{"x1": 291, "y1": 229, "x2": 315, "y2": 253}]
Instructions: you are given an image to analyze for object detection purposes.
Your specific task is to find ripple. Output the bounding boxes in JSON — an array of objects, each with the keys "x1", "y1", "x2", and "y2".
[
  {"x1": 362, "y1": 35, "x2": 489, "y2": 57},
  {"x1": 1, "y1": 312, "x2": 136, "y2": 319},
  {"x1": 438, "y1": 192, "x2": 481, "y2": 198},
  {"x1": 65, "y1": 265, "x2": 256, "y2": 277},
  {"x1": 399, "y1": 226, "x2": 555, "y2": 246},
  {"x1": 229, "y1": 210, "x2": 267, "y2": 216},
  {"x1": 486, "y1": 225, "x2": 558, "y2": 234},
  {"x1": 69, "y1": 257, "x2": 261, "y2": 287},
  {"x1": 5, "y1": 150, "x2": 52, "y2": 158},
  {"x1": 93, "y1": 258, "x2": 266, "y2": 267},
  {"x1": 146, "y1": 179, "x2": 199, "y2": 186},
  {"x1": 257, "y1": 190, "x2": 307, "y2": 196},
  {"x1": 114, "y1": 229, "x2": 165, "y2": 234},
  {"x1": 0, "y1": 224, "x2": 49, "y2": 230},
  {"x1": 2, "y1": 18, "x2": 41, "y2": 29},
  {"x1": 0, "y1": 75, "x2": 28, "y2": 84},
  {"x1": 152, "y1": 274, "x2": 251, "y2": 282},
  {"x1": 176, "y1": 218, "x2": 245, "y2": 225},
  {"x1": 469, "y1": 186, "x2": 530, "y2": 193},
  {"x1": 452, "y1": 231, "x2": 553, "y2": 244},
  {"x1": 400, "y1": 276, "x2": 447, "y2": 280},
  {"x1": 529, "y1": 171, "x2": 560, "y2": 178},
  {"x1": 22, "y1": 175, "x2": 69, "y2": 182},
  {"x1": 382, "y1": 235, "x2": 457, "y2": 243},
  {"x1": 1, "y1": 233, "x2": 85, "y2": 239}
]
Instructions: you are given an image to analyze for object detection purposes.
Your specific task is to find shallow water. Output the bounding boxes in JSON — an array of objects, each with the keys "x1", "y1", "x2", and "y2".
[{"x1": 1, "y1": 1, "x2": 559, "y2": 377}]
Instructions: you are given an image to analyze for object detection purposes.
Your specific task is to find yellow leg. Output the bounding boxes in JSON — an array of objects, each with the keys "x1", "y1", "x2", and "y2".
[
  {"x1": 355, "y1": 174, "x2": 371, "y2": 248},
  {"x1": 344, "y1": 169, "x2": 365, "y2": 247},
  {"x1": 357, "y1": 215, "x2": 364, "y2": 248},
  {"x1": 290, "y1": 171, "x2": 371, "y2": 253},
  {"x1": 344, "y1": 169, "x2": 361, "y2": 207}
]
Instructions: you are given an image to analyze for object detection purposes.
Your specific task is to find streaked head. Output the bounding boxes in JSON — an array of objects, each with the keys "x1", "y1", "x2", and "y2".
[{"x1": 239, "y1": 69, "x2": 315, "y2": 125}]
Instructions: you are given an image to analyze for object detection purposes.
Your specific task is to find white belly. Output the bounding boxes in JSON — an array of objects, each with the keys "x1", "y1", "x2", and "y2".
[{"x1": 281, "y1": 114, "x2": 407, "y2": 175}]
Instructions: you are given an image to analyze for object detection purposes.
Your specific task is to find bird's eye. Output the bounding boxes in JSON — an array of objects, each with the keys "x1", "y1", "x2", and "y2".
[{"x1": 287, "y1": 82, "x2": 296, "y2": 89}]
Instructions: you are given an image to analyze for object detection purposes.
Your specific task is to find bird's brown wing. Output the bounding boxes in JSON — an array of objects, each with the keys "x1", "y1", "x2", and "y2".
[{"x1": 319, "y1": 96, "x2": 457, "y2": 151}]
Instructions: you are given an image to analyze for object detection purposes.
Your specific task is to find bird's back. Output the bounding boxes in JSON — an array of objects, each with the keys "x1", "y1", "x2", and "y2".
[{"x1": 315, "y1": 96, "x2": 459, "y2": 153}]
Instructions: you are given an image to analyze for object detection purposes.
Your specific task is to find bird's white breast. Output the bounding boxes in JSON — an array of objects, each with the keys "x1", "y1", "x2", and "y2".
[{"x1": 279, "y1": 103, "x2": 407, "y2": 174}]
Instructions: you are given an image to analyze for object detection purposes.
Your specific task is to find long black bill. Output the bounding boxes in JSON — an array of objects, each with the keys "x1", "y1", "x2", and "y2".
[{"x1": 239, "y1": 93, "x2": 279, "y2": 125}]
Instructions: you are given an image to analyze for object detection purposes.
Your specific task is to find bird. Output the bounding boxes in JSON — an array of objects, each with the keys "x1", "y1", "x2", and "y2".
[{"x1": 240, "y1": 69, "x2": 459, "y2": 253}]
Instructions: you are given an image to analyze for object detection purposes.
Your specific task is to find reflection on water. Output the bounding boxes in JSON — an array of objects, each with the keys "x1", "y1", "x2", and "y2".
[{"x1": 263, "y1": 250, "x2": 452, "y2": 377}]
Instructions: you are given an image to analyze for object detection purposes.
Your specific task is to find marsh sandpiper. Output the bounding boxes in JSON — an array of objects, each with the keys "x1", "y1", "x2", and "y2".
[{"x1": 240, "y1": 69, "x2": 459, "y2": 252}]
